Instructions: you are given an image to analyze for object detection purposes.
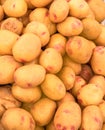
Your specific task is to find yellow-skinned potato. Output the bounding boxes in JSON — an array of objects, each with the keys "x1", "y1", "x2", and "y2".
[
  {"x1": 12, "y1": 33, "x2": 41, "y2": 63},
  {"x1": 77, "y1": 83, "x2": 104, "y2": 106},
  {"x1": 68, "y1": 0, "x2": 90, "y2": 19},
  {"x1": 47, "y1": 33, "x2": 67, "y2": 56},
  {"x1": 57, "y1": 66, "x2": 75, "y2": 90},
  {"x1": 0, "y1": 29, "x2": 19, "y2": 55},
  {"x1": 57, "y1": 17, "x2": 83, "y2": 37},
  {"x1": 39, "y1": 48, "x2": 63, "y2": 74},
  {"x1": 81, "y1": 105, "x2": 103, "y2": 130},
  {"x1": 1, "y1": 108, "x2": 35, "y2": 130},
  {"x1": 24, "y1": 21, "x2": 50, "y2": 47},
  {"x1": 49, "y1": 0, "x2": 69, "y2": 23},
  {"x1": 30, "y1": 97, "x2": 57, "y2": 126},
  {"x1": 66, "y1": 36, "x2": 93, "y2": 64},
  {"x1": 30, "y1": 0, "x2": 53, "y2": 7},
  {"x1": 12, "y1": 84, "x2": 42, "y2": 103},
  {"x1": 81, "y1": 18, "x2": 102, "y2": 40},
  {"x1": 0, "y1": 17, "x2": 23, "y2": 35},
  {"x1": 63, "y1": 54, "x2": 82, "y2": 75},
  {"x1": 29, "y1": 8, "x2": 56, "y2": 35},
  {"x1": 90, "y1": 46, "x2": 105, "y2": 76},
  {"x1": 41, "y1": 74, "x2": 66, "y2": 101},
  {"x1": 3, "y1": 0, "x2": 28, "y2": 17},
  {"x1": 14, "y1": 64, "x2": 46, "y2": 88},
  {"x1": 54, "y1": 101, "x2": 81, "y2": 130},
  {"x1": 0, "y1": 55, "x2": 22, "y2": 84}
]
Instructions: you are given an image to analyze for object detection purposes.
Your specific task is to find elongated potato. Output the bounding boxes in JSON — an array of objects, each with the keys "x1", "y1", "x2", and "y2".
[{"x1": 41, "y1": 74, "x2": 66, "y2": 100}]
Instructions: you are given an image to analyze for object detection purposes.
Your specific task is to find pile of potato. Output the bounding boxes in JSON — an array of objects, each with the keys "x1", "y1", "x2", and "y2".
[{"x1": 0, "y1": 0, "x2": 105, "y2": 130}]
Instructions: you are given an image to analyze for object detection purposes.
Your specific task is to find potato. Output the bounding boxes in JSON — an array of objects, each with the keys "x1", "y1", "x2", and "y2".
[
  {"x1": 30, "y1": 0, "x2": 53, "y2": 7},
  {"x1": 0, "y1": 5, "x2": 4, "y2": 22},
  {"x1": 77, "y1": 83, "x2": 104, "y2": 106},
  {"x1": 0, "y1": 17, "x2": 23, "y2": 35},
  {"x1": 57, "y1": 17, "x2": 83, "y2": 37},
  {"x1": 29, "y1": 7, "x2": 56, "y2": 35},
  {"x1": 63, "y1": 54, "x2": 82, "y2": 75},
  {"x1": 89, "y1": 75, "x2": 105, "y2": 95},
  {"x1": 81, "y1": 105, "x2": 103, "y2": 130},
  {"x1": 49, "y1": 0, "x2": 69, "y2": 23},
  {"x1": 39, "y1": 48, "x2": 63, "y2": 74},
  {"x1": 68, "y1": 0, "x2": 90, "y2": 19},
  {"x1": 14, "y1": 64, "x2": 46, "y2": 88},
  {"x1": 24, "y1": 21, "x2": 50, "y2": 47},
  {"x1": 54, "y1": 101, "x2": 81, "y2": 130},
  {"x1": 72, "y1": 76, "x2": 86, "y2": 97},
  {"x1": 12, "y1": 84, "x2": 42, "y2": 103},
  {"x1": 90, "y1": 46, "x2": 105, "y2": 76},
  {"x1": 1, "y1": 108, "x2": 35, "y2": 130},
  {"x1": 41, "y1": 74, "x2": 66, "y2": 101},
  {"x1": 12, "y1": 33, "x2": 41, "y2": 63},
  {"x1": 0, "y1": 55, "x2": 22, "y2": 84},
  {"x1": 30, "y1": 97, "x2": 57, "y2": 126},
  {"x1": 47, "y1": 33, "x2": 67, "y2": 56},
  {"x1": 81, "y1": 18, "x2": 102, "y2": 40},
  {"x1": 0, "y1": 29, "x2": 19, "y2": 55},
  {"x1": 46, "y1": 120, "x2": 56, "y2": 130},
  {"x1": 66, "y1": 36, "x2": 93, "y2": 64},
  {"x1": 57, "y1": 66, "x2": 75, "y2": 90},
  {"x1": 3, "y1": 0, "x2": 27, "y2": 17}
]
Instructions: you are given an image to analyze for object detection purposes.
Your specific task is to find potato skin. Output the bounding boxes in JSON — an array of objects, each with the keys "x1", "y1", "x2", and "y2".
[
  {"x1": 54, "y1": 101, "x2": 81, "y2": 130},
  {"x1": 1, "y1": 108, "x2": 35, "y2": 130}
]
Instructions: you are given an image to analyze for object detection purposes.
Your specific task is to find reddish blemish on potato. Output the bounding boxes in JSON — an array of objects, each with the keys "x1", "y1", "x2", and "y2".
[
  {"x1": 97, "y1": 69, "x2": 102, "y2": 73},
  {"x1": 63, "y1": 109, "x2": 70, "y2": 114},
  {"x1": 30, "y1": 118, "x2": 35, "y2": 130},
  {"x1": 41, "y1": 32, "x2": 46, "y2": 36},
  {"x1": 56, "y1": 123, "x2": 62, "y2": 129},
  {"x1": 79, "y1": 4, "x2": 84, "y2": 8},
  {"x1": 27, "y1": 83, "x2": 32, "y2": 87},
  {"x1": 71, "y1": 125, "x2": 75, "y2": 130},
  {"x1": 94, "y1": 117, "x2": 101, "y2": 124},
  {"x1": 54, "y1": 44, "x2": 63, "y2": 50},
  {"x1": 66, "y1": 0, "x2": 71, "y2": 2},
  {"x1": 78, "y1": 98, "x2": 83, "y2": 104},
  {"x1": 77, "y1": 39, "x2": 82, "y2": 49},
  {"x1": 62, "y1": 126, "x2": 67, "y2": 130},
  {"x1": 20, "y1": 59, "x2": 26, "y2": 63},
  {"x1": 53, "y1": 13, "x2": 57, "y2": 20},
  {"x1": 46, "y1": 66, "x2": 53, "y2": 72},
  {"x1": 46, "y1": 11, "x2": 49, "y2": 16},
  {"x1": 21, "y1": 116, "x2": 25, "y2": 122},
  {"x1": 94, "y1": 46, "x2": 105, "y2": 55},
  {"x1": 72, "y1": 21, "x2": 81, "y2": 29}
]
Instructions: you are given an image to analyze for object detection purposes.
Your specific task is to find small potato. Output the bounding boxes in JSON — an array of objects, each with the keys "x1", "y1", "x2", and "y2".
[
  {"x1": 30, "y1": 0, "x2": 53, "y2": 7},
  {"x1": 54, "y1": 101, "x2": 81, "y2": 130},
  {"x1": 0, "y1": 29, "x2": 19, "y2": 55},
  {"x1": 24, "y1": 21, "x2": 50, "y2": 47},
  {"x1": 12, "y1": 84, "x2": 42, "y2": 103},
  {"x1": 71, "y1": 76, "x2": 87, "y2": 97},
  {"x1": 0, "y1": 17, "x2": 23, "y2": 35},
  {"x1": 14, "y1": 64, "x2": 46, "y2": 88},
  {"x1": 3, "y1": 0, "x2": 27, "y2": 17},
  {"x1": 81, "y1": 18, "x2": 102, "y2": 40},
  {"x1": 12, "y1": 33, "x2": 41, "y2": 63},
  {"x1": 63, "y1": 54, "x2": 82, "y2": 75},
  {"x1": 49, "y1": 0, "x2": 69, "y2": 23},
  {"x1": 57, "y1": 66, "x2": 75, "y2": 90},
  {"x1": 57, "y1": 92, "x2": 75, "y2": 107},
  {"x1": 41, "y1": 74, "x2": 66, "y2": 101},
  {"x1": 89, "y1": 75, "x2": 105, "y2": 95},
  {"x1": 47, "y1": 33, "x2": 67, "y2": 56},
  {"x1": 0, "y1": 5, "x2": 4, "y2": 21},
  {"x1": 0, "y1": 55, "x2": 22, "y2": 84},
  {"x1": 68, "y1": 0, "x2": 90, "y2": 19},
  {"x1": 66, "y1": 36, "x2": 93, "y2": 64},
  {"x1": 46, "y1": 120, "x2": 56, "y2": 130},
  {"x1": 1, "y1": 108, "x2": 35, "y2": 130},
  {"x1": 30, "y1": 97, "x2": 57, "y2": 126},
  {"x1": 39, "y1": 48, "x2": 63, "y2": 74},
  {"x1": 90, "y1": 46, "x2": 105, "y2": 76},
  {"x1": 77, "y1": 83, "x2": 104, "y2": 106},
  {"x1": 29, "y1": 8, "x2": 56, "y2": 35},
  {"x1": 81, "y1": 105, "x2": 103, "y2": 130},
  {"x1": 57, "y1": 17, "x2": 83, "y2": 37}
]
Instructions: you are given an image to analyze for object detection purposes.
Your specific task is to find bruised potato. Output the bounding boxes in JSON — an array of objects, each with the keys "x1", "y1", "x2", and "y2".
[{"x1": 1, "y1": 108, "x2": 35, "y2": 130}]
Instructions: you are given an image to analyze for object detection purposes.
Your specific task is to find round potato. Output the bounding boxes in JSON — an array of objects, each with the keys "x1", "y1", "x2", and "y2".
[
  {"x1": 41, "y1": 74, "x2": 66, "y2": 101},
  {"x1": 57, "y1": 16, "x2": 83, "y2": 37},
  {"x1": 54, "y1": 101, "x2": 81, "y2": 130},
  {"x1": 3, "y1": 0, "x2": 27, "y2": 17},
  {"x1": 30, "y1": 97, "x2": 57, "y2": 126},
  {"x1": 14, "y1": 64, "x2": 46, "y2": 88},
  {"x1": 39, "y1": 48, "x2": 63, "y2": 74},
  {"x1": 12, "y1": 33, "x2": 41, "y2": 63},
  {"x1": 24, "y1": 21, "x2": 50, "y2": 47},
  {"x1": 1, "y1": 17, "x2": 23, "y2": 35},
  {"x1": 1, "y1": 108, "x2": 35, "y2": 130},
  {"x1": 12, "y1": 84, "x2": 42, "y2": 103}
]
